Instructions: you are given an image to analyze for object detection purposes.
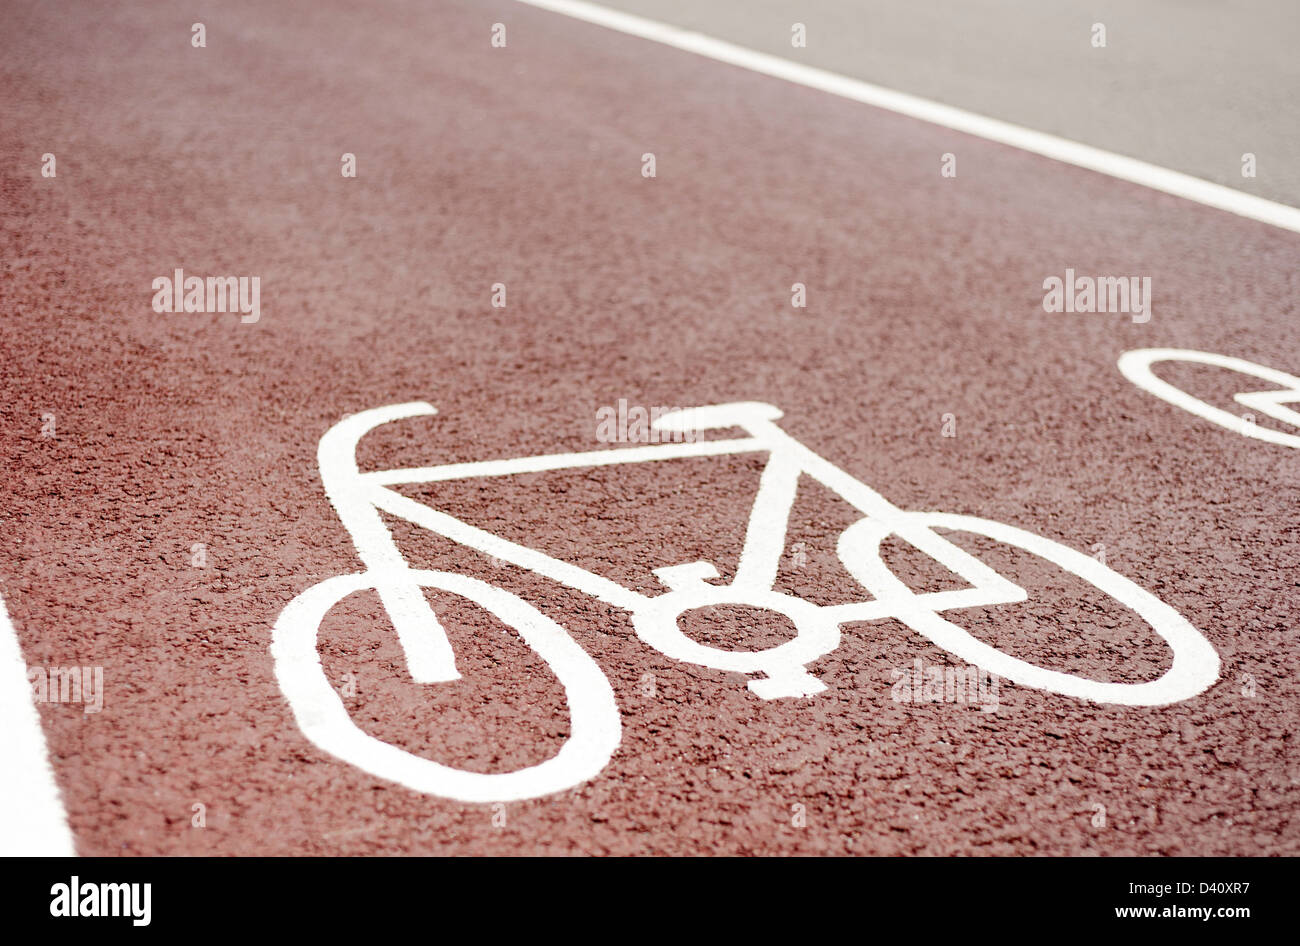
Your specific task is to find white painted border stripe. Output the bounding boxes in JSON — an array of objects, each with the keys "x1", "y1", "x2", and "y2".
[
  {"x1": 0, "y1": 592, "x2": 76, "y2": 856},
  {"x1": 514, "y1": 0, "x2": 1300, "y2": 235}
]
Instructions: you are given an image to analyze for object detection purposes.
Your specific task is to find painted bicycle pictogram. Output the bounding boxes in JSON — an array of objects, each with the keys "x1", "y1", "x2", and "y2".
[
  {"x1": 1119, "y1": 349, "x2": 1300, "y2": 448},
  {"x1": 271, "y1": 401, "x2": 1221, "y2": 802}
]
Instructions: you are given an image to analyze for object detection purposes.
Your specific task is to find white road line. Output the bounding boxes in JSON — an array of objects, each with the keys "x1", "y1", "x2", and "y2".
[
  {"x1": 514, "y1": 0, "x2": 1300, "y2": 235},
  {"x1": 0, "y1": 591, "x2": 76, "y2": 856}
]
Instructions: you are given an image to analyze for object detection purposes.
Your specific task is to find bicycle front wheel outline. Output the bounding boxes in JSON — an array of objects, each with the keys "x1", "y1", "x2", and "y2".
[
  {"x1": 270, "y1": 567, "x2": 621, "y2": 802},
  {"x1": 837, "y1": 512, "x2": 1220, "y2": 706}
]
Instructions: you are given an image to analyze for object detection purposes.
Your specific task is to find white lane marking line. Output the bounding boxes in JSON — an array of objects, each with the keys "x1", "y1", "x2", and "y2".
[
  {"x1": 513, "y1": 0, "x2": 1300, "y2": 235},
  {"x1": 0, "y1": 591, "x2": 76, "y2": 855},
  {"x1": 1118, "y1": 349, "x2": 1300, "y2": 448}
]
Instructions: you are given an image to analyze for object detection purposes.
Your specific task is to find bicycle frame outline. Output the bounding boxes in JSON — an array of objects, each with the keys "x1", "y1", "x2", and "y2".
[{"x1": 272, "y1": 400, "x2": 1221, "y2": 802}]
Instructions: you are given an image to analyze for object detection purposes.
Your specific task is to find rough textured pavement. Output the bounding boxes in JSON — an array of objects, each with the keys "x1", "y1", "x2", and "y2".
[{"x1": 1, "y1": 0, "x2": 1298, "y2": 855}]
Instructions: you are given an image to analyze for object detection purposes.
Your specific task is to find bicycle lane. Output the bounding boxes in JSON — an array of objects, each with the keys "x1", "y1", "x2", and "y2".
[{"x1": 0, "y1": 0, "x2": 1297, "y2": 854}]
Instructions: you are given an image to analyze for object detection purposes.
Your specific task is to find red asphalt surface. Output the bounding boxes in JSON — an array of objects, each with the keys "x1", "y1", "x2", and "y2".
[{"x1": 2, "y1": 0, "x2": 1299, "y2": 855}]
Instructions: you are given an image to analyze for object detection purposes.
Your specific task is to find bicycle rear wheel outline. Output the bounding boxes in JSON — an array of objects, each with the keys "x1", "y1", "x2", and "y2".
[{"x1": 271, "y1": 567, "x2": 621, "y2": 803}]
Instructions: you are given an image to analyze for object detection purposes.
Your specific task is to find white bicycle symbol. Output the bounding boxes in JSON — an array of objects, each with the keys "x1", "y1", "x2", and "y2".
[
  {"x1": 271, "y1": 401, "x2": 1220, "y2": 802},
  {"x1": 1119, "y1": 348, "x2": 1300, "y2": 448}
]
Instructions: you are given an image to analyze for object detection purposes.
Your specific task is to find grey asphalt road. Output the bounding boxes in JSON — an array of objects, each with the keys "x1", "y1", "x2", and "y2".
[{"x1": 580, "y1": 0, "x2": 1300, "y2": 207}]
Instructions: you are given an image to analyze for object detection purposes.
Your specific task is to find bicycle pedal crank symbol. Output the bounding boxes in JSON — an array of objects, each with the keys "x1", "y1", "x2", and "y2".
[{"x1": 632, "y1": 561, "x2": 840, "y2": 699}]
